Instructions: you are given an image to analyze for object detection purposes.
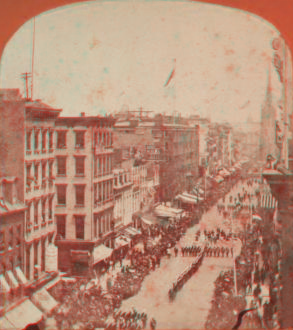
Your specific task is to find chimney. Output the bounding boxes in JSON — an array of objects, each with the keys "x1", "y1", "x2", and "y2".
[{"x1": 80, "y1": 112, "x2": 85, "y2": 117}]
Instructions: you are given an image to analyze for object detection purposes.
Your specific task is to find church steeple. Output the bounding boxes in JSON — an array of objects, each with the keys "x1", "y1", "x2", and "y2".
[{"x1": 259, "y1": 64, "x2": 277, "y2": 162}]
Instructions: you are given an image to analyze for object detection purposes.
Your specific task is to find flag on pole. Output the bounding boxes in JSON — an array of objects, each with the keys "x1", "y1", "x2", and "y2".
[{"x1": 164, "y1": 59, "x2": 176, "y2": 87}]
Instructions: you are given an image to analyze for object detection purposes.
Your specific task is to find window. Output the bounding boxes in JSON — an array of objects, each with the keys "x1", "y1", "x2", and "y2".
[
  {"x1": 26, "y1": 131, "x2": 32, "y2": 151},
  {"x1": 42, "y1": 199, "x2": 46, "y2": 223},
  {"x1": 75, "y1": 216, "x2": 85, "y2": 239},
  {"x1": 48, "y1": 198, "x2": 53, "y2": 220},
  {"x1": 49, "y1": 131, "x2": 53, "y2": 150},
  {"x1": 26, "y1": 164, "x2": 33, "y2": 186},
  {"x1": 56, "y1": 185, "x2": 66, "y2": 206},
  {"x1": 34, "y1": 241, "x2": 38, "y2": 266},
  {"x1": 8, "y1": 227, "x2": 13, "y2": 249},
  {"x1": 57, "y1": 131, "x2": 67, "y2": 149},
  {"x1": 16, "y1": 225, "x2": 21, "y2": 246},
  {"x1": 34, "y1": 130, "x2": 39, "y2": 151},
  {"x1": 75, "y1": 131, "x2": 85, "y2": 149},
  {"x1": 34, "y1": 200, "x2": 39, "y2": 225},
  {"x1": 75, "y1": 185, "x2": 85, "y2": 206},
  {"x1": 75, "y1": 157, "x2": 85, "y2": 176},
  {"x1": 42, "y1": 130, "x2": 47, "y2": 151},
  {"x1": 34, "y1": 163, "x2": 39, "y2": 184},
  {"x1": 57, "y1": 157, "x2": 66, "y2": 176},
  {"x1": 56, "y1": 215, "x2": 66, "y2": 239}
]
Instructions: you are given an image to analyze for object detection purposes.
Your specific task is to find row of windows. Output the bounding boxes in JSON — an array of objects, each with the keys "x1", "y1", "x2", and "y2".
[
  {"x1": 94, "y1": 180, "x2": 113, "y2": 207},
  {"x1": 56, "y1": 156, "x2": 85, "y2": 177},
  {"x1": 26, "y1": 129, "x2": 54, "y2": 152},
  {"x1": 56, "y1": 130, "x2": 113, "y2": 149},
  {"x1": 26, "y1": 160, "x2": 54, "y2": 188},
  {"x1": 26, "y1": 197, "x2": 53, "y2": 229},
  {"x1": 0, "y1": 225, "x2": 22, "y2": 252},
  {"x1": 56, "y1": 184, "x2": 86, "y2": 207},
  {"x1": 56, "y1": 213, "x2": 113, "y2": 240},
  {"x1": 94, "y1": 155, "x2": 112, "y2": 177},
  {"x1": 0, "y1": 252, "x2": 22, "y2": 275}
]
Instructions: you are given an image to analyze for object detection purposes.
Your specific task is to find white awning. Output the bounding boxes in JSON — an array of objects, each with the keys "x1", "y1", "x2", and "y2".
[
  {"x1": 5, "y1": 298, "x2": 43, "y2": 330},
  {"x1": 123, "y1": 227, "x2": 141, "y2": 237},
  {"x1": 0, "y1": 274, "x2": 10, "y2": 293},
  {"x1": 182, "y1": 192, "x2": 199, "y2": 201},
  {"x1": 155, "y1": 205, "x2": 183, "y2": 218},
  {"x1": 175, "y1": 194, "x2": 197, "y2": 205},
  {"x1": 5, "y1": 271, "x2": 19, "y2": 289},
  {"x1": 214, "y1": 175, "x2": 224, "y2": 183},
  {"x1": 0, "y1": 316, "x2": 15, "y2": 330},
  {"x1": 31, "y1": 288, "x2": 59, "y2": 314},
  {"x1": 14, "y1": 267, "x2": 28, "y2": 285},
  {"x1": 115, "y1": 236, "x2": 130, "y2": 249},
  {"x1": 93, "y1": 245, "x2": 113, "y2": 265},
  {"x1": 141, "y1": 217, "x2": 153, "y2": 226}
]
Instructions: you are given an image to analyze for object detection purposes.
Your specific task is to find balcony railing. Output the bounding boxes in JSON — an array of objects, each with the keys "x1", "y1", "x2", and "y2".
[
  {"x1": 42, "y1": 148, "x2": 47, "y2": 154},
  {"x1": 41, "y1": 180, "x2": 47, "y2": 190},
  {"x1": 34, "y1": 149, "x2": 40, "y2": 155},
  {"x1": 34, "y1": 185, "x2": 40, "y2": 191},
  {"x1": 26, "y1": 186, "x2": 31, "y2": 193},
  {"x1": 26, "y1": 150, "x2": 32, "y2": 156},
  {"x1": 49, "y1": 147, "x2": 54, "y2": 153}
]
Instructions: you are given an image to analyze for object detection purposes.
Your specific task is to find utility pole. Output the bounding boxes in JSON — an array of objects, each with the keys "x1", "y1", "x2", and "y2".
[
  {"x1": 21, "y1": 72, "x2": 31, "y2": 99},
  {"x1": 31, "y1": 17, "x2": 36, "y2": 100}
]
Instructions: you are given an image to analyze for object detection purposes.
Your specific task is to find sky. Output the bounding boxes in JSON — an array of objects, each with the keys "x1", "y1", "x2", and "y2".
[{"x1": 0, "y1": 0, "x2": 282, "y2": 123}]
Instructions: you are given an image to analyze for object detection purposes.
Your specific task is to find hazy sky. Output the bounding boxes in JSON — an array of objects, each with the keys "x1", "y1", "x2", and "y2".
[{"x1": 0, "y1": 0, "x2": 282, "y2": 123}]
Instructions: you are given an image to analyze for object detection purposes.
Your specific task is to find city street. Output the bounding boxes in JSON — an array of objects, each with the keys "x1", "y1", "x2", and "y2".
[{"x1": 119, "y1": 182, "x2": 245, "y2": 329}]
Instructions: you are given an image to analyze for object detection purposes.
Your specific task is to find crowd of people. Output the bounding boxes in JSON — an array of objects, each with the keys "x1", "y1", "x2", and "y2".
[
  {"x1": 105, "y1": 309, "x2": 152, "y2": 330},
  {"x1": 168, "y1": 253, "x2": 204, "y2": 301}
]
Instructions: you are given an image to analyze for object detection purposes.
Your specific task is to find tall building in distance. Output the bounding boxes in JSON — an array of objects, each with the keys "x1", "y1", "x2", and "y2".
[
  {"x1": 113, "y1": 111, "x2": 199, "y2": 202},
  {"x1": 54, "y1": 115, "x2": 115, "y2": 275}
]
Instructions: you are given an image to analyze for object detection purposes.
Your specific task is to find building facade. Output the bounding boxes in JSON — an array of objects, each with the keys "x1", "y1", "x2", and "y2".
[
  {"x1": 0, "y1": 89, "x2": 61, "y2": 282},
  {"x1": 0, "y1": 177, "x2": 26, "y2": 310},
  {"x1": 113, "y1": 112, "x2": 199, "y2": 202},
  {"x1": 54, "y1": 115, "x2": 115, "y2": 274}
]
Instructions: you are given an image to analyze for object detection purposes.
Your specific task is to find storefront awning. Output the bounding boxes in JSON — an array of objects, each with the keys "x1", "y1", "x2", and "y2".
[
  {"x1": 6, "y1": 271, "x2": 19, "y2": 289},
  {"x1": 154, "y1": 205, "x2": 183, "y2": 218},
  {"x1": 141, "y1": 217, "x2": 153, "y2": 226},
  {"x1": 31, "y1": 288, "x2": 59, "y2": 314},
  {"x1": 123, "y1": 227, "x2": 141, "y2": 237},
  {"x1": 4, "y1": 298, "x2": 43, "y2": 330},
  {"x1": 14, "y1": 267, "x2": 28, "y2": 285},
  {"x1": 218, "y1": 168, "x2": 231, "y2": 177},
  {"x1": 213, "y1": 175, "x2": 224, "y2": 183},
  {"x1": 0, "y1": 316, "x2": 15, "y2": 330},
  {"x1": 93, "y1": 245, "x2": 113, "y2": 265},
  {"x1": 175, "y1": 194, "x2": 197, "y2": 205},
  {"x1": 0, "y1": 274, "x2": 11, "y2": 293},
  {"x1": 115, "y1": 236, "x2": 130, "y2": 249}
]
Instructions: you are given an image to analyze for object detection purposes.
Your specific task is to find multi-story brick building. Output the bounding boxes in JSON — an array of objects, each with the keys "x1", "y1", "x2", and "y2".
[
  {"x1": 113, "y1": 168, "x2": 133, "y2": 228},
  {"x1": 54, "y1": 115, "x2": 115, "y2": 275},
  {"x1": 0, "y1": 177, "x2": 26, "y2": 309},
  {"x1": 0, "y1": 89, "x2": 61, "y2": 282},
  {"x1": 113, "y1": 112, "x2": 199, "y2": 202}
]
